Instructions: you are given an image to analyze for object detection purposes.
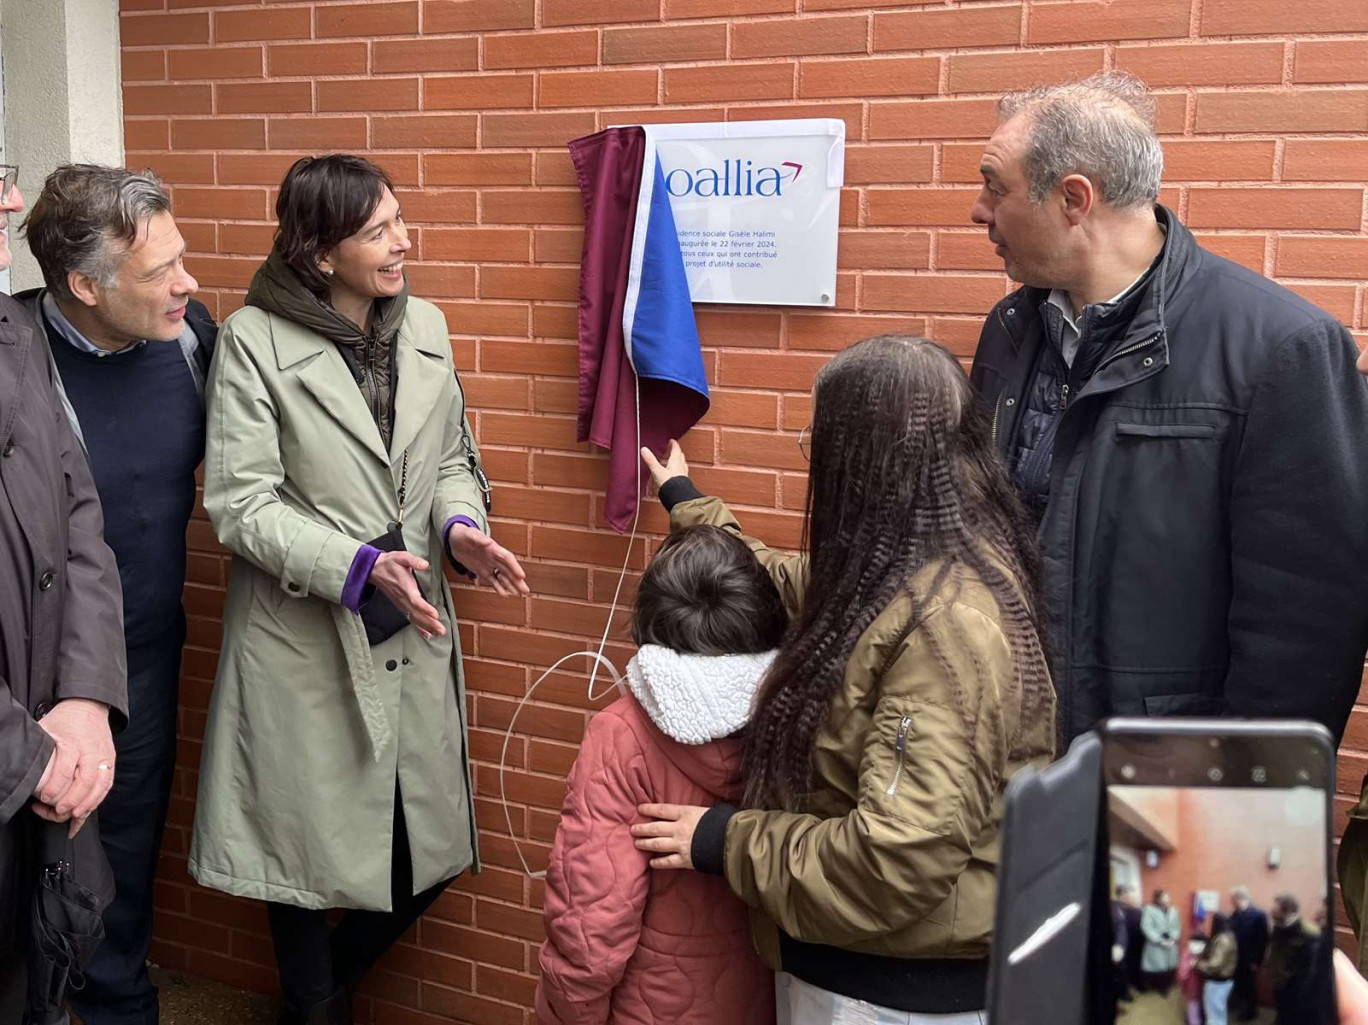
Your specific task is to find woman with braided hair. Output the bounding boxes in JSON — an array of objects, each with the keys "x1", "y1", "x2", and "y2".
[{"x1": 632, "y1": 335, "x2": 1055, "y2": 1024}]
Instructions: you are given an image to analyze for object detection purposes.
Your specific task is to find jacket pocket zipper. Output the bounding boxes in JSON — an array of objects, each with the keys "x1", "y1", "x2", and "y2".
[
  {"x1": 1096, "y1": 332, "x2": 1162, "y2": 376},
  {"x1": 885, "y1": 716, "x2": 913, "y2": 797},
  {"x1": 991, "y1": 393, "x2": 1002, "y2": 446}
]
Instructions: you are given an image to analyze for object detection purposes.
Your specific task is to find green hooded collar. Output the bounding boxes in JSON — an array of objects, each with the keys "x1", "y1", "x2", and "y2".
[{"x1": 244, "y1": 249, "x2": 409, "y2": 349}]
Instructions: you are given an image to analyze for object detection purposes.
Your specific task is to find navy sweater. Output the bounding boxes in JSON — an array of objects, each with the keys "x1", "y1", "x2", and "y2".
[{"x1": 45, "y1": 317, "x2": 207, "y2": 649}]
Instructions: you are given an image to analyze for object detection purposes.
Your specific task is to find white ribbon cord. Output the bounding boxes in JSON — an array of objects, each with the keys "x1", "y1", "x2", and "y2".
[{"x1": 497, "y1": 376, "x2": 642, "y2": 879}]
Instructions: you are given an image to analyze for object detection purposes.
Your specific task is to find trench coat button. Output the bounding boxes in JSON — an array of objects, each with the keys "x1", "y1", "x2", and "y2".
[
  {"x1": 385, "y1": 659, "x2": 398, "y2": 671},
  {"x1": 38, "y1": 571, "x2": 55, "y2": 591},
  {"x1": 1, "y1": 440, "x2": 12, "y2": 458},
  {"x1": 33, "y1": 701, "x2": 53, "y2": 719},
  {"x1": 287, "y1": 582, "x2": 300, "y2": 593},
  {"x1": 402, "y1": 658, "x2": 410, "y2": 666}
]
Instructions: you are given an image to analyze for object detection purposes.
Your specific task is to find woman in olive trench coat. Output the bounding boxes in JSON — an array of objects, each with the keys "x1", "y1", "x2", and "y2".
[{"x1": 189, "y1": 156, "x2": 527, "y2": 1021}]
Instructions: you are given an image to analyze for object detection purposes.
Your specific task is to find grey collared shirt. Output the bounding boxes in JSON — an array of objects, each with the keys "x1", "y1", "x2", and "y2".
[
  {"x1": 1046, "y1": 272, "x2": 1149, "y2": 369},
  {"x1": 41, "y1": 291, "x2": 147, "y2": 357},
  {"x1": 36, "y1": 290, "x2": 205, "y2": 455}
]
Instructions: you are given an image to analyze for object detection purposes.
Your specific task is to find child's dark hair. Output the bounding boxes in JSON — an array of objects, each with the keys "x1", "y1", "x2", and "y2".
[{"x1": 632, "y1": 526, "x2": 787, "y2": 656}]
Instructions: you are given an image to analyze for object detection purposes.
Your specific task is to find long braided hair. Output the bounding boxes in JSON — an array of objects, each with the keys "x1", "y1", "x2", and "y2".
[{"x1": 741, "y1": 335, "x2": 1051, "y2": 811}]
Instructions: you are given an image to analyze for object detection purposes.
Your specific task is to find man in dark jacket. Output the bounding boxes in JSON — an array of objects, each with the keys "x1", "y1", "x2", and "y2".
[
  {"x1": 1268, "y1": 894, "x2": 1319, "y2": 1023},
  {"x1": 1230, "y1": 886, "x2": 1270, "y2": 1020},
  {"x1": 0, "y1": 172, "x2": 128, "y2": 1020},
  {"x1": 1111, "y1": 884, "x2": 1139, "y2": 1001},
  {"x1": 16, "y1": 165, "x2": 214, "y2": 1025},
  {"x1": 968, "y1": 72, "x2": 1368, "y2": 744}
]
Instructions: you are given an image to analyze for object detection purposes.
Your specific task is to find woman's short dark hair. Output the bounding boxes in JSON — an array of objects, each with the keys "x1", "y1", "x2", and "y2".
[
  {"x1": 274, "y1": 154, "x2": 394, "y2": 294},
  {"x1": 632, "y1": 526, "x2": 787, "y2": 657}
]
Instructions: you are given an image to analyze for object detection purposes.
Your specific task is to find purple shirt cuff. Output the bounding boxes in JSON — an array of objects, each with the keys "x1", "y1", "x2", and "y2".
[
  {"x1": 341, "y1": 544, "x2": 382, "y2": 612},
  {"x1": 443, "y1": 515, "x2": 481, "y2": 580}
]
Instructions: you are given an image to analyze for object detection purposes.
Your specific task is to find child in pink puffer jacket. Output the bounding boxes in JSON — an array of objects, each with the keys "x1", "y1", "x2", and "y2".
[{"x1": 536, "y1": 525, "x2": 785, "y2": 1025}]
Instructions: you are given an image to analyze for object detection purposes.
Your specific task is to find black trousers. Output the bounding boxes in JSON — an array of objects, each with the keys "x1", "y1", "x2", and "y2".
[
  {"x1": 266, "y1": 787, "x2": 452, "y2": 1010},
  {"x1": 1, "y1": 953, "x2": 26, "y2": 1023},
  {"x1": 69, "y1": 624, "x2": 183, "y2": 1025},
  {"x1": 1232, "y1": 962, "x2": 1258, "y2": 1017}
]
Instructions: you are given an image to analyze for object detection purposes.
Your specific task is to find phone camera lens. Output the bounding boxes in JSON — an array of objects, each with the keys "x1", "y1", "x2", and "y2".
[
  {"x1": 1207, "y1": 766, "x2": 1224, "y2": 783},
  {"x1": 1121, "y1": 764, "x2": 1136, "y2": 781},
  {"x1": 1252, "y1": 766, "x2": 1267, "y2": 784}
]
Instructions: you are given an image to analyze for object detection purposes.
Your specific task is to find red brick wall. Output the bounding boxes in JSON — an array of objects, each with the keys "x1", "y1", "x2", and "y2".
[{"x1": 118, "y1": 0, "x2": 1368, "y2": 1021}]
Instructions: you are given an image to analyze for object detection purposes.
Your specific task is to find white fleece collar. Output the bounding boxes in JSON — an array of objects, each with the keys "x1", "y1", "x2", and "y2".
[{"x1": 627, "y1": 645, "x2": 778, "y2": 745}]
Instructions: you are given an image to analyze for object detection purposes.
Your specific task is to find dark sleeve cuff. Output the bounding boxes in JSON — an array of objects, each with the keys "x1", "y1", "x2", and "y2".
[
  {"x1": 691, "y1": 803, "x2": 737, "y2": 876},
  {"x1": 340, "y1": 544, "x2": 382, "y2": 612},
  {"x1": 658, "y1": 476, "x2": 704, "y2": 512},
  {"x1": 443, "y1": 515, "x2": 480, "y2": 580}
]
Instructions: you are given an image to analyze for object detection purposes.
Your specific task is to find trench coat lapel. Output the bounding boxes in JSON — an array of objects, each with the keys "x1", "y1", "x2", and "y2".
[
  {"x1": 270, "y1": 314, "x2": 389, "y2": 465},
  {"x1": 0, "y1": 310, "x2": 35, "y2": 452},
  {"x1": 388, "y1": 321, "x2": 450, "y2": 461}
]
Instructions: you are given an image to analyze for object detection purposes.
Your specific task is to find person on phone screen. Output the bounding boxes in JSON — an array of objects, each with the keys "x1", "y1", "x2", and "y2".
[
  {"x1": 1140, "y1": 889, "x2": 1181, "y2": 996},
  {"x1": 1196, "y1": 913, "x2": 1239, "y2": 1025},
  {"x1": 1230, "y1": 886, "x2": 1270, "y2": 1020}
]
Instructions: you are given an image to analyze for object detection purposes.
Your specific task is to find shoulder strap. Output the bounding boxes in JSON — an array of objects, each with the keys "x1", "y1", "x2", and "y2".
[{"x1": 452, "y1": 368, "x2": 491, "y2": 513}]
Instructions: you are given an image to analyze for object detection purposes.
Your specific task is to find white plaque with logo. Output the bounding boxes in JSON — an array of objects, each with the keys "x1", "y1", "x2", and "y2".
[{"x1": 632, "y1": 119, "x2": 845, "y2": 308}]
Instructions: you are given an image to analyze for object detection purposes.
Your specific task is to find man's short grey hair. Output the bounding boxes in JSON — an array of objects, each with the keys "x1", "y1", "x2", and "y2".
[
  {"x1": 997, "y1": 71, "x2": 1163, "y2": 209},
  {"x1": 21, "y1": 164, "x2": 172, "y2": 303},
  {"x1": 1231, "y1": 886, "x2": 1251, "y2": 902}
]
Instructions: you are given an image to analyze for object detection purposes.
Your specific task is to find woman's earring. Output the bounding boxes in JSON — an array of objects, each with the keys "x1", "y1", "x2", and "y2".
[{"x1": 321, "y1": 267, "x2": 334, "y2": 278}]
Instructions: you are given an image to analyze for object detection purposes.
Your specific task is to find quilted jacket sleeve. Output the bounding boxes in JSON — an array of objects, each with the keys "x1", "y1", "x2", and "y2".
[{"x1": 537, "y1": 708, "x2": 654, "y2": 1024}]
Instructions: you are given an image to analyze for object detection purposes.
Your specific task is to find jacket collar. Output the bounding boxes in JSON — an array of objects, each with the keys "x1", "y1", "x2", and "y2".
[
  {"x1": 260, "y1": 291, "x2": 451, "y2": 466},
  {"x1": 627, "y1": 645, "x2": 778, "y2": 745},
  {"x1": 997, "y1": 206, "x2": 1191, "y2": 347},
  {"x1": 996, "y1": 205, "x2": 1196, "y2": 397},
  {"x1": 0, "y1": 295, "x2": 37, "y2": 451}
]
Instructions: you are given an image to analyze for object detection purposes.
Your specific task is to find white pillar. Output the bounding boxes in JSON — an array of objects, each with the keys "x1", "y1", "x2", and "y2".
[{"x1": 1, "y1": 0, "x2": 123, "y2": 290}]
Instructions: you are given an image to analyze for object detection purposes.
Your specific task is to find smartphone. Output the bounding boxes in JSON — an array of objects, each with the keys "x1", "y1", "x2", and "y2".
[{"x1": 1100, "y1": 719, "x2": 1336, "y2": 1025}]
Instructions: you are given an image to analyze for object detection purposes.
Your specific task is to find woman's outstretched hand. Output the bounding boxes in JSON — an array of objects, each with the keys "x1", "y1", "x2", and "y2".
[
  {"x1": 448, "y1": 524, "x2": 530, "y2": 599},
  {"x1": 631, "y1": 803, "x2": 707, "y2": 870},
  {"x1": 371, "y1": 551, "x2": 446, "y2": 640},
  {"x1": 641, "y1": 440, "x2": 690, "y2": 491}
]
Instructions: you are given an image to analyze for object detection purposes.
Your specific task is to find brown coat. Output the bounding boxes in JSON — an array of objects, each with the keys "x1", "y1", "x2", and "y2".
[
  {"x1": 0, "y1": 292, "x2": 126, "y2": 953},
  {"x1": 670, "y1": 496, "x2": 1055, "y2": 968}
]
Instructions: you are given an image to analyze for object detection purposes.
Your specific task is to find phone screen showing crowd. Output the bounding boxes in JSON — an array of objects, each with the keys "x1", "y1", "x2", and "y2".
[{"x1": 1105, "y1": 744, "x2": 1333, "y2": 1025}]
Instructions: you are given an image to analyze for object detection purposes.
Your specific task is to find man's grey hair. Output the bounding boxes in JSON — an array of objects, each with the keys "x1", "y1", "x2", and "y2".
[
  {"x1": 997, "y1": 71, "x2": 1163, "y2": 210},
  {"x1": 1231, "y1": 885, "x2": 1251, "y2": 902},
  {"x1": 21, "y1": 164, "x2": 172, "y2": 303}
]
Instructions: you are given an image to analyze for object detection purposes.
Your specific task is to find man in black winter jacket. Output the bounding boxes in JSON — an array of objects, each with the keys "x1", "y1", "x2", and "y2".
[{"x1": 968, "y1": 72, "x2": 1368, "y2": 745}]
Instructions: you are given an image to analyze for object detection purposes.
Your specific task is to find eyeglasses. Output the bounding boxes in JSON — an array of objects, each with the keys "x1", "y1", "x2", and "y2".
[
  {"x1": 0, "y1": 166, "x2": 18, "y2": 204},
  {"x1": 798, "y1": 424, "x2": 811, "y2": 462}
]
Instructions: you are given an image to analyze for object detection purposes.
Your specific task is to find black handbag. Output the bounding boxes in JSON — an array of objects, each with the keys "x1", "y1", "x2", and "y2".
[
  {"x1": 357, "y1": 450, "x2": 425, "y2": 647},
  {"x1": 357, "y1": 518, "x2": 425, "y2": 646}
]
